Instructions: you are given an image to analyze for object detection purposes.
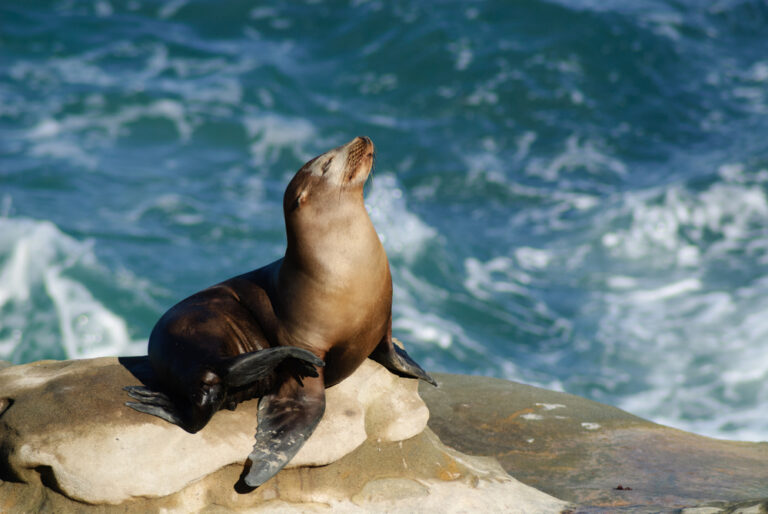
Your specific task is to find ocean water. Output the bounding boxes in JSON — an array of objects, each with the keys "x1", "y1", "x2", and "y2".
[{"x1": 2, "y1": 0, "x2": 768, "y2": 442}]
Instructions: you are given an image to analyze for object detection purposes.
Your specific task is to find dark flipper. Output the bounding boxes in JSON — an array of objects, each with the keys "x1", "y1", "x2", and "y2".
[
  {"x1": 124, "y1": 386, "x2": 186, "y2": 427},
  {"x1": 124, "y1": 346, "x2": 324, "y2": 433},
  {"x1": 243, "y1": 372, "x2": 326, "y2": 488},
  {"x1": 369, "y1": 335, "x2": 437, "y2": 386},
  {"x1": 224, "y1": 346, "x2": 324, "y2": 388}
]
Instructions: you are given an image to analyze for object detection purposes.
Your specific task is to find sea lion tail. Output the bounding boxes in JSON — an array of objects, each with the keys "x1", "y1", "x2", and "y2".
[{"x1": 223, "y1": 347, "x2": 325, "y2": 388}]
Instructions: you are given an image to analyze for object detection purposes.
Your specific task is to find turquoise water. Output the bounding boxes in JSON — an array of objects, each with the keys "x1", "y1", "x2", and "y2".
[{"x1": 2, "y1": 0, "x2": 768, "y2": 441}]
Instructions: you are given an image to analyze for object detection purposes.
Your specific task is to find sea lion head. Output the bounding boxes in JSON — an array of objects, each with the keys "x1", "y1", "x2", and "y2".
[
  {"x1": 280, "y1": 135, "x2": 382, "y2": 279},
  {"x1": 283, "y1": 136, "x2": 374, "y2": 215}
]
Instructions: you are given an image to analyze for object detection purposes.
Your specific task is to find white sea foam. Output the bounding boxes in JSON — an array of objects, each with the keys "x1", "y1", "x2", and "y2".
[
  {"x1": 158, "y1": 0, "x2": 187, "y2": 19},
  {"x1": 460, "y1": 251, "x2": 576, "y2": 369},
  {"x1": 249, "y1": 6, "x2": 279, "y2": 19},
  {"x1": 368, "y1": 114, "x2": 398, "y2": 128},
  {"x1": 0, "y1": 217, "x2": 145, "y2": 362},
  {"x1": 456, "y1": 154, "x2": 768, "y2": 440},
  {"x1": 29, "y1": 139, "x2": 99, "y2": 170},
  {"x1": 456, "y1": 131, "x2": 768, "y2": 440},
  {"x1": 165, "y1": 74, "x2": 244, "y2": 105},
  {"x1": 365, "y1": 173, "x2": 437, "y2": 263},
  {"x1": 126, "y1": 193, "x2": 205, "y2": 227},
  {"x1": 526, "y1": 134, "x2": 628, "y2": 181},
  {"x1": 587, "y1": 169, "x2": 768, "y2": 441},
  {"x1": 387, "y1": 249, "x2": 501, "y2": 378},
  {"x1": 749, "y1": 61, "x2": 768, "y2": 82},
  {"x1": 514, "y1": 131, "x2": 537, "y2": 162},
  {"x1": 23, "y1": 99, "x2": 193, "y2": 172},
  {"x1": 360, "y1": 173, "x2": 467, "y2": 369},
  {"x1": 464, "y1": 257, "x2": 530, "y2": 300},
  {"x1": 624, "y1": 278, "x2": 702, "y2": 303},
  {"x1": 392, "y1": 271, "x2": 485, "y2": 357},
  {"x1": 462, "y1": 142, "x2": 602, "y2": 225},
  {"x1": 448, "y1": 38, "x2": 473, "y2": 71},
  {"x1": 514, "y1": 247, "x2": 552, "y2": 270},
  {"x1": 601, "y1": 181, "x2": 768, "y2": 264},
  {"x1": 26, "y1": 99, "x2": 193, "y2": 156},
  {"x1": 243, "y1": 114, "x2": 317, "y2": 167},
  {"x1": 356, "y1": 72, "x2": 398, "y2": 95},
  {"x1": 464, "y1": 151, "x2": 508, "y2": 185}
]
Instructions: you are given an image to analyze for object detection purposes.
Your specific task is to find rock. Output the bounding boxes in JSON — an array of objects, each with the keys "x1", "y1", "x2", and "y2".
[
  {"x1": 4, "y1": 357, "x2": 768, "y2": 513},
  {"x1": 0, "y1": 357, "x2": 426, "y2": 504},
  {"x1": 0, "y1": 357, "x2": 567, "y2": 512},
  {"x1": 421, "y1": 373, "x2": 768, "y2": 512},
  {"x1": 681, "y1": 499, "x2": 768, "y2": 514}
]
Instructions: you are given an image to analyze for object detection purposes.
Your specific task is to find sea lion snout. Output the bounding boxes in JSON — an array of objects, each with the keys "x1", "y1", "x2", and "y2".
[
  {"x1": 351, "y1": 135, "x2": 374, "y2": 157},
  {"x1": 343, "y1": 136, "x2": 374, "y2": 183},
  {"x1": 291, "y1": 137, "x2": 374, "y2": 190},
  {"x1": 355, "y1": 135, "x2": 373, "y2": 151}
]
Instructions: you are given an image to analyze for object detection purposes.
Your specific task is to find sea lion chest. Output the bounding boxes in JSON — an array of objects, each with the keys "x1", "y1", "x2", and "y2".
[{"x1": 275, "y1": 240, "x2": 392, "y2": 387}]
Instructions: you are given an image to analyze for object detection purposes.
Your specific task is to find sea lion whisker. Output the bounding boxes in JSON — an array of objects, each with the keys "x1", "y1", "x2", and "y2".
[{"x1": 367, "y1": 157, "x2": 375, "y2": 192}]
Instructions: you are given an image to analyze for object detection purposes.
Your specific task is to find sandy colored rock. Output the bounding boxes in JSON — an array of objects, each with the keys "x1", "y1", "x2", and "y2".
[
  {"x1": 0, "y1": 357, "x2": 428, "y2": 504},
  {"x1": 0, "y1": 357, "x2": 568, "y2": 513},
  {"x1": 0, "y1": 427, "x2": 567, "y2": 513}
]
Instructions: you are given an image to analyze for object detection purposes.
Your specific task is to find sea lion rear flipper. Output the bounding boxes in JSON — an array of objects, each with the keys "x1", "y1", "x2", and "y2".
[
  {"x1": 224, "y1": 346, "x2": 325, "y2": 388},
  {"x1": 369, "y1": 335, "x2": 437, "y2": 386},
  {"x1": 243, "y1": 373, "x2": 326, "y2": 488},
  {"x1": 124, "y1": 386, "x2": 186, "y2": 427}
]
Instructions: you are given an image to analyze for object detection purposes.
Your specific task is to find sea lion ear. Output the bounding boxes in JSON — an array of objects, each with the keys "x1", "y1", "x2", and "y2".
[{"x1": 290, "y1": 191, "x2": 306, "y2": 212}]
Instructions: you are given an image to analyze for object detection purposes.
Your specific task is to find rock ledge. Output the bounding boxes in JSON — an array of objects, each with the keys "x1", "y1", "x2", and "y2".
[{"x1": 0, "y1": 357, "x2": 567, "y2": 513}]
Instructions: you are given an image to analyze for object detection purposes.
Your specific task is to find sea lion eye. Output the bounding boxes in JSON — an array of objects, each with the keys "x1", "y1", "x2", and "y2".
[{"x1": 321, "y1": 157, "x2": 333, "y2": 175}]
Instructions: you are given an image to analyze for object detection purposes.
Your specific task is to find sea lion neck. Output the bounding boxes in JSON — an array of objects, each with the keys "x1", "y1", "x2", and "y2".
[{"x1": 281, "y1": 187, "x2": 380, "y2": 279}]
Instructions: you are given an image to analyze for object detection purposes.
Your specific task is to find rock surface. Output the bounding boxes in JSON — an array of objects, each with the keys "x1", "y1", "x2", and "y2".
[
  {"x1": 0, "y1": 357, "x2": 567, "y2": 512},
  {"x1": 4, "y1": 356, "x2": 766, "y2": 513},
  {"x1": 421, "y1": 373, "x2": 768, "y2": 512}
]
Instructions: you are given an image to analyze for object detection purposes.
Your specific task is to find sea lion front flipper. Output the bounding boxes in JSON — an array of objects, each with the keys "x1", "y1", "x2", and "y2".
[
  {"x1": 369, "y1": 334, "x2": 437, "y2": 386},
  {"x1": 243, "y1": 372, "x2": 326, "y2": 488},
  {"x1": 124, "y1": 386, "x2": 186, "y2": 427}
]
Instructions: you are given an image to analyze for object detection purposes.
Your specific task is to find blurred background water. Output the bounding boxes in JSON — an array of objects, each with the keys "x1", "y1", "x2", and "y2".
[{"x1": 2, "y1": 0, "x2": 768, "y2": 441}]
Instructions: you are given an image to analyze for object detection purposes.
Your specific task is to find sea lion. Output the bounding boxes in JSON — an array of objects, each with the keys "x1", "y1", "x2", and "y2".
[{"x1": 125, "y1": 136, "x2": 435, "y2": 488}]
